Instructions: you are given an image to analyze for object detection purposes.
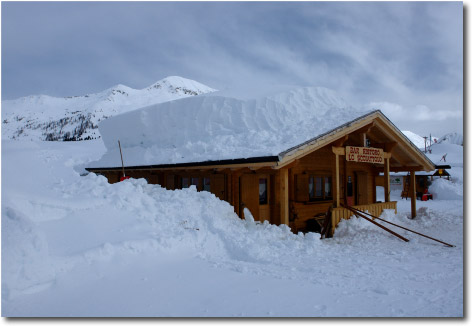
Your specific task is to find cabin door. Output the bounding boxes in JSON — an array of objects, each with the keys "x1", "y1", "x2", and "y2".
[
  {"x1": 211, "y1": 174, "x2": 226, "y2": 200},
  {"x1": 356, "y1": 171, "x2": 368, "y2": 205},
  {"x1": 239, "y1": 174, "x2": 271, "y2": 222}
]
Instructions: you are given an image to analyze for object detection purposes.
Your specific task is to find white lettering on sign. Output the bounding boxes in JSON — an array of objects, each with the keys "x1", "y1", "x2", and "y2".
[{"x1": 346, "y1": 146, "x2": 384, "y2": 163}]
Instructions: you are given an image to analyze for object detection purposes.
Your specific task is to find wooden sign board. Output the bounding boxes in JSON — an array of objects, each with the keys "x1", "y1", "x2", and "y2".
[{"x1": 346, "y1": 146, "x2": 384, "y2": 163}]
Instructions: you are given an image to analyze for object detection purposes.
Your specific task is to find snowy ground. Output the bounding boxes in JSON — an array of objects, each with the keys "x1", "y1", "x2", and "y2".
[{"x1": 1, "y1": 139, "x2": 463, "y2": 317}]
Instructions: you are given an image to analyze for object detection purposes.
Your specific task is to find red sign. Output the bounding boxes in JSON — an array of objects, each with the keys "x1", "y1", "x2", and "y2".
[{"x1": 346, "y1": 146, "x2": 384, "y2": 164}]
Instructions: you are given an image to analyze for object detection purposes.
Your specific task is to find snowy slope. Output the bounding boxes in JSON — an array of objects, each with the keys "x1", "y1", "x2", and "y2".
[
  {"x1": 437, "y1": 132, "x2": 463, "y2": 145},
  {"x1": 401, "y1": 130, "x2": 438, "y2": 150},
  {"x1": 1, "y1": 139, "x2": 463, "y2": 317},
  {"x1": 88, "y1": 86, "x2": 370, "y2": 168},
  {"x1": 1, "y1": 76, "x2": 216, "y2": 141}
]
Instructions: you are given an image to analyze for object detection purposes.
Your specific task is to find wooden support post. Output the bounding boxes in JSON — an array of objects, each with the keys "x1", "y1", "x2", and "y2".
[
  {"x1": 335, "y1": 153, "x2": 340, "y2": 208},
  {"x1": 332, "y1": 146, "x2": 345, "y2": 209},
  {"x1": 162, "y1": 172, "x2": 167, "y2": 188},
  {"x1": 384, "y1": 152, "x2": 391, "y2": 202},
  {"x1": 231, "y1": 172, "x2": 239, "y2": 216},
  {"x1": 411, "y1": 170, "x2": 417, "y2": 218},
  {"x1": 279, "y1": 168, "x2": 289, "y2": 226}
]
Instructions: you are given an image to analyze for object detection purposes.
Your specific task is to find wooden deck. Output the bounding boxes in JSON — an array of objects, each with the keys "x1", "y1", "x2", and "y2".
[{"x1": 331, "y1": 201, "x2": 397, "y2": 235}]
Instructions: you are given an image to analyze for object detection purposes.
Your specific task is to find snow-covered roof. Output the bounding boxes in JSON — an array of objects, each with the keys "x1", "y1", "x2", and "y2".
[{"x1": 88, "y1": 86, "x2": 375, "y2": 168}]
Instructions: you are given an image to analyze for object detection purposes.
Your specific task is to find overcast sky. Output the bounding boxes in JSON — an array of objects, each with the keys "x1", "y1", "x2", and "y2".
[{"x1": 1, "y1": 1, "x2": 463, "y2": 136}]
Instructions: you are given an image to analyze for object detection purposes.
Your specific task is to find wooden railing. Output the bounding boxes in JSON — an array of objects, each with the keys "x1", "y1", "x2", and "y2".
[{"x1": 331, "y1": 201, "x2": 397, "y2": 235}]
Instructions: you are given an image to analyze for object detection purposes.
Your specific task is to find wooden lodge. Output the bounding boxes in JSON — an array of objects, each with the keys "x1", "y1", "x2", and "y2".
[{"x1": 86, "y1": 110, "x2": 435, "y2": 236}]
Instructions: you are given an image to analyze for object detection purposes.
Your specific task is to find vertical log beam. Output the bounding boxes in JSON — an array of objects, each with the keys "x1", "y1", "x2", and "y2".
[
  {"x1": 411, "y1": 170, "x2": 417, "y2": 218},
  {"x1": 335, "y1": 153, "x2": 340, "y2": 208},
  {"x1": 384, "y1": 152, "x2": 391, "y2": 202},
  {"x1": 332, "y1": 147, "x2": 345, "y2": 208},
  {"x1": 279, "y1": 168, "x2": 289, "y2": 226},
  {"x1": 232, "y1": 172, "x2": 239, "y2": 216}
]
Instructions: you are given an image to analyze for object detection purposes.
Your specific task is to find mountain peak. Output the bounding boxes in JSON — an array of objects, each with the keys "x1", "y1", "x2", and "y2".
[{"x1": 146, "y1": 76, "x2": 217, "y2": 94}]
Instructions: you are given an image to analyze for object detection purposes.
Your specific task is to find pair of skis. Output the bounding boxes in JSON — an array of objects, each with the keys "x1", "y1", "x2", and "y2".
[{"x1": 341, "y1": 204, "x2": 454, "y2": 248}]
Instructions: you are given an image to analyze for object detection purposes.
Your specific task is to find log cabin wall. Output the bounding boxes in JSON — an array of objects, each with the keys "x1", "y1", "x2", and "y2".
[
  {"x1": 289, "y1": 146, "x2": 335, "y2": 232},
  {"x1": 288, "y1": 144, "x2": 378, "y2": 233},
  {"x1": 237, "y1": 169, "x2": 279, "y2": 224}
]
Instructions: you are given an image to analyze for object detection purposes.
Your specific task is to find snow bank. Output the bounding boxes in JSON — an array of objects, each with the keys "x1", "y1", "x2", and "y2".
[
  {"x1": 89, "y1": 86, "x2": 370, "y2": 168},
  {"x1": 2, "y1": 203, "x2": 56, "y2": 300},
  {"x1": 62, "y1": 174, "x2": 306, "y2": 264},
  {"x1": 2, "y1": 140, "x2": 463, "y2": 316},
  {"x1": 2, "y1": 168, "x2": 307, "y2": 299},
  {"x1": 429, "y1": 178, "x2": 462, "y2": 200}
]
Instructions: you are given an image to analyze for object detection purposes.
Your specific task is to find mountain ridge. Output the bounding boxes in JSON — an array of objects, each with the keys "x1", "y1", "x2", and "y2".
[{"x1": 2, "y1": 76, "x2": 217, "y2": 141}]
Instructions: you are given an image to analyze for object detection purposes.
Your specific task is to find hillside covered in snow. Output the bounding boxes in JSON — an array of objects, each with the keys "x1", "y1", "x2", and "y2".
[
  {"x1": 400, "y1": 130, "x2": 439, "y2": 150},
  {"x1": 437, "y1": 132, "x2": 463, "y2": 146},
  {"x1": 1, "y1": 76, "x2": 216, "y2": 141}
]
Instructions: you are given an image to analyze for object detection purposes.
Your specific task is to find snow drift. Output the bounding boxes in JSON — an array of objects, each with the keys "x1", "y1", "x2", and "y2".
[
  {"x1": 89, "y1": 86, "x2": 370, "y2": 168},
  {"x1": 428, "y1": 177, "x2": 462, "y2": 200},
  {"x1": 2, "y1": 204, "x2": 56, "y2": 299},
  {"x1": 2, "y1": 140, "x2": 463, "y2": 316}
]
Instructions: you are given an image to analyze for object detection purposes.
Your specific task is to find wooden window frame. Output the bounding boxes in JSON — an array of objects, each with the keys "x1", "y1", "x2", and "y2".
[
  {"x1": 203, "y1": 177, "x2": 211, "y2": 192},
  {"x1": 190, "y1": 176, "x2": 200, "y2": 189},
  {"x1": 259, "y1": 177, "x2": 269, "y2": 205},
  {"x1": 181, "y1": 176, "x2": 190, "y2": 188},
  {"x1": 308, "y1": 173, "x2": 333, "y2": 202}
]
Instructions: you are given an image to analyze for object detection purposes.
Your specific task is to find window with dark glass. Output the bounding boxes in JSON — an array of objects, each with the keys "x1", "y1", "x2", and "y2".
[
  {"x1": 309, "y1": 175, "x2": 332, "y2": 201},
  {"x1": 203, "y1": 177, "x2": 211, "y2": 192},
  {"x1": 182, "y1": 177, "x2": 189, "y2": 188},
  {"x1": 259, "y1": 178, "x2": 268, "y2": 205},
  {"x1": 191, "y1": 177, "x2": 199, "y2": 188},
  {"x1": 324, "y1": 177, "x2": 332, "y2": 197}
]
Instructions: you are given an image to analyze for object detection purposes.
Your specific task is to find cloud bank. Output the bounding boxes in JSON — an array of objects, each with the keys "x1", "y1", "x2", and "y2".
[{"x1": 1, "y1": 2, "x2": 463, "y2": 135}]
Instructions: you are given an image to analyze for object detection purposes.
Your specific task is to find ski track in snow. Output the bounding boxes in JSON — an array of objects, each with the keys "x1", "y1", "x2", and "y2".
[{"x1": 1, "y1": 140, "x2": 463, "y2": 317}]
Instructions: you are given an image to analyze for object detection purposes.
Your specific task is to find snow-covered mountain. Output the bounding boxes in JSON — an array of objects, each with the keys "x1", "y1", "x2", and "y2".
[
  {"x1": 437, "y1": 132, "x2": 463, "y2": 146},
  {"x1": 1, "y1": 76, "x2": 216, "y2": 141}
]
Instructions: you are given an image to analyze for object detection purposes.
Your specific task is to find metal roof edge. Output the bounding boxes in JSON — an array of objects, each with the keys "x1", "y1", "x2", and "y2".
[
  {"x1": 278, "y1": 110, "x2": 380, "y2": 159},
  {"x1": 86, "y1": 155, "x2": 280, "y2": 172}
]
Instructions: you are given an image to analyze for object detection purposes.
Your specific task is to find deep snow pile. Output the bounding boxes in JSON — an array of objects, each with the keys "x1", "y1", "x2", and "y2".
[
  {"x1": 2, "y1": 139, "x2": 463, "y2": 317},
  {"x1": 428, "y1": 178, "x2": 462, "y2": 200},
  {"x1": 88, "y1": 86, "x2": 370, "y2": 168}
]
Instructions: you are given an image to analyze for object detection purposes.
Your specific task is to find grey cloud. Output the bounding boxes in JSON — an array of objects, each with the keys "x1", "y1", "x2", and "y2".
[{"x1": 1, "y1": 1, "x2": 463, "y2": 136}]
